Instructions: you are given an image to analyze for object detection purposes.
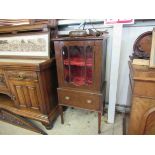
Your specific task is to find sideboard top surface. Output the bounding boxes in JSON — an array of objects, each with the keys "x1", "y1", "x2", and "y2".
[
  {"x1": 0, "y1": 58, "x2": 55, "y2": 71},
  {"x1": 129, "y1": 60, "x2": 155, "y2": 82},
  {"x1": 0, "y1": 58, "x2": 46, "y2": 64},
  {"x1": 52, "y1": 36, "x2": 105, "y2": 41}
]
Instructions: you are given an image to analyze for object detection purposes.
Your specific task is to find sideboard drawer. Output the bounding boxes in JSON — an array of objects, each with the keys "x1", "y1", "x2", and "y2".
[
  {"x1": 6, "y1": 71, "x2": 38, "y2": 82},
  {"x1": 134, "y1": 80, "x2": 155, "y2": 99},
  {"x1": 58, "y1": 88, "x2": 102, "y2": 111}
]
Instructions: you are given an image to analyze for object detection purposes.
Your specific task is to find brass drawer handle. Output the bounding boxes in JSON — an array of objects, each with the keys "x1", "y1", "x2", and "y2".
[
  {"x1": 16, "y1": 75, "x2": 25, "y2": 80},
  {"x1": 12, "y1": 95, "x2": 16, "y2": 101},
  {"x1": 86, "y1": 99, "x2": 92, "y2": 104},
  {"x1": 65, "y1": 96, "x2": 70, "y2": 100}
]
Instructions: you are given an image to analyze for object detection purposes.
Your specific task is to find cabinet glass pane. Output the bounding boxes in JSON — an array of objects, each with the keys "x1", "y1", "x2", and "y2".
[
  {"x1": 62, "y1": 46, "x2": 69, "y2": 83},
  {"x1": 69, "y1": 46, "x2": 85, "y2": 86},
  {"x1": 86, "y1": 46, "x2": 93, "y2": 85},
  {"x1": 62, "y1": 45, "x2": 94, "y2": 86},
  {"x1": 70, "y1": 65, "x2": 85, "y2": 86}
]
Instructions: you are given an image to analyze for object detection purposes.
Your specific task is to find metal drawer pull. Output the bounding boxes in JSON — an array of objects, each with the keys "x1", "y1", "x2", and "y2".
[
  {"x1": 16, "y1": 74, "x2": 25, "y2": 80},
  {"x1": 87, "y1": 99, "x2": 92, "y2": 104},
  {"x1": 65, "y1": 96, "x2": 70, "y2": 100},
  {"x1": 12, "y1": 95, "x2": 16, "y2": 101}
]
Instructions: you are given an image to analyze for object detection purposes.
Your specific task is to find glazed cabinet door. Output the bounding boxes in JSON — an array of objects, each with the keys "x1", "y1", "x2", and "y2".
[
  {"x1": 55, "y1": 40, "x2": 103, "y2": 91},
  {"x1": 9, "y1": 80, "x2": 43, "y2": 111}
]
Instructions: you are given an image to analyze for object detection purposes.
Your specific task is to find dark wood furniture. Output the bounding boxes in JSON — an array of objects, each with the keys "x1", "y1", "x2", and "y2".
[
  {"x1": 0, "y1": 24, "x2": 59, "y2": 133},
  {"x1": 128, "y1": 61, "x2": 155, "y2": 134},
  {"x1": 0, "y1": 58, "x2": 58, "y2": 130},
  {"x1": 53, "y1": 36, "x2": 107, "y2": 134}
]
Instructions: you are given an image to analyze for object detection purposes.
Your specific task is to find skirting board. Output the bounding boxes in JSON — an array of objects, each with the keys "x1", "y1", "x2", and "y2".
[{"x1": 105, "y1": 102, "x2": 131, "y2": 113}]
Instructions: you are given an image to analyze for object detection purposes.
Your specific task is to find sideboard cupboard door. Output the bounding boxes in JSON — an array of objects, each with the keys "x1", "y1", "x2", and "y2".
[
  {"x1": 139, "y1": 107, "x2": 155, "y2": 135},
  {"x1": 8, "y1": 80, "x2": 45, "y2": 113}
]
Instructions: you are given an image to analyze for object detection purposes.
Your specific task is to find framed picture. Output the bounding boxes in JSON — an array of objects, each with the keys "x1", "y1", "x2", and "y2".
[
  {"x1": 0, "y1": 32, "x2": 50, "y2": 58},
  {"x1": 150, "y1": 28, "x2": 155, "y2": 67}
]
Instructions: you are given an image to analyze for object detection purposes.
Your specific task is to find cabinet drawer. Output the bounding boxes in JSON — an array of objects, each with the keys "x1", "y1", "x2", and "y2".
[
  {"x1": 134, "y1": 81, "x2": 155, "y2": 98},
  {"x1": 58, "y1": 89, "x2": 102, "y2": 111},
  {"x1": 6, "y1": 71, "x2": 38, "y2": 81}
]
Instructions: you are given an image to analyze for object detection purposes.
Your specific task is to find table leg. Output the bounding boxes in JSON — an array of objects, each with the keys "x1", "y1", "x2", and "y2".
[
  {"x1": 59, "y1": 105, "x2": 64, "y2": 124},
  {"x1": 98, "y1": 112, "x2": 102, "y2": 134}
]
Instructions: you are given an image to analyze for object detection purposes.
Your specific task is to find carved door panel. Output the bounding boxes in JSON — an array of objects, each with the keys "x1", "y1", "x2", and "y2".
[
  {"x1": 9, "y1": 80, "x2": 43, "y2": 112},
  {"x1": 140, "y1": 107, "x2": 155, "y2": 135}
]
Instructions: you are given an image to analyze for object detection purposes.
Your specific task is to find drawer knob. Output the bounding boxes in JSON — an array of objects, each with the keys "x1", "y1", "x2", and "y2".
[
  {"x1": 65, "y1": 96, "x2": 70, "y2": 100},
  {"x1": 12, "y1": 95, "x2": 16, "y2": 101},
  {"x1": 16, "y1": 74, "x2": 25, "y2": 80},
  {"x1": 87, "y1": 99, "x2": 92, "y2": 104}
]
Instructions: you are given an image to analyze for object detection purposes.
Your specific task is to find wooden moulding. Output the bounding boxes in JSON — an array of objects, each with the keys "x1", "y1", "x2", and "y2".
[
  {"x1": 133, "y1": 31, "x2": 152, "y2": 54},
  {"x1": 52, "y1": 36, "x2": 104, "y2": 41},
  {"x1": 0, "y1": 23, "x2": 50, "y2": 34},
  {"x1": 0, "y1": 109, "x2": 47, "y2": 135},
  {"x1": 129, "y1": 61, "x2": 155, "y2": 82},
  {"x1": 29, "y1": 19, "x2": 58, "y2": 28}
]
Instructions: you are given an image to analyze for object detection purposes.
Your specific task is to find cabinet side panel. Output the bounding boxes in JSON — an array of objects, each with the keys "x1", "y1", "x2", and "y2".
[
  {"x1": 94, "y1": 40, "x2": 104, "y2": 91},
  {"x1": 38, "y1": 61, "x2": 58, "y2": 114}
]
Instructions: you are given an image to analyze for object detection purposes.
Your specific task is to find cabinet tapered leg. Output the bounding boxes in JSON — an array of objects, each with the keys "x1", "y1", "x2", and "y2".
[
  {"x1": 98, "y1": 112, "x2": 102, "y2": 134},
  {"x1": 59, "y1": 105, "x2": 64, "y2": 124}
]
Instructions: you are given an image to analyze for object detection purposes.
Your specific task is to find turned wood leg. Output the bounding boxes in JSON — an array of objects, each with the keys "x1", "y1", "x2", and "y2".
[
  {"x1": 42, "y1": 122, "x2": 53, "y2": 130},
  {"x1": 59, "y1": 105, "x2": 64, "y2": 124},
  {"x1": 98, "y1": 112, "x2": 102, "y2": 134}
]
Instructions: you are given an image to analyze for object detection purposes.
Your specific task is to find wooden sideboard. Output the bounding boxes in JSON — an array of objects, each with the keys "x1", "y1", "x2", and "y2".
[
  {"x1": 0, "y1": 58, "x2": 58, "y2": 130},
  {"x1": 128, "y1": 61, "x2": 155, "y2": 134}
]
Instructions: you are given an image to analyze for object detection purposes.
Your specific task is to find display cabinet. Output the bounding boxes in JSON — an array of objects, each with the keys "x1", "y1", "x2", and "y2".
[{"x1": 54, "y1": 37, "x2": 107, "y2": 133}]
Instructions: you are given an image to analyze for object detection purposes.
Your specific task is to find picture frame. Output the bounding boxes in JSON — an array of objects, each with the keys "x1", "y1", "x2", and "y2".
[
  {"x1": 0, "y1": 32, "x2": 50, "y2": 58},
  {"x1": 150, "y1": 28, "x2": 155, "y2": 68}
]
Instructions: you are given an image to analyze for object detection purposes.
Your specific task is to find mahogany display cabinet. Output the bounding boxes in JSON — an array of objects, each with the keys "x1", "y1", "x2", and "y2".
[{"x1": 53, "y1": 36, "x2": 107, "y2": 134}]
